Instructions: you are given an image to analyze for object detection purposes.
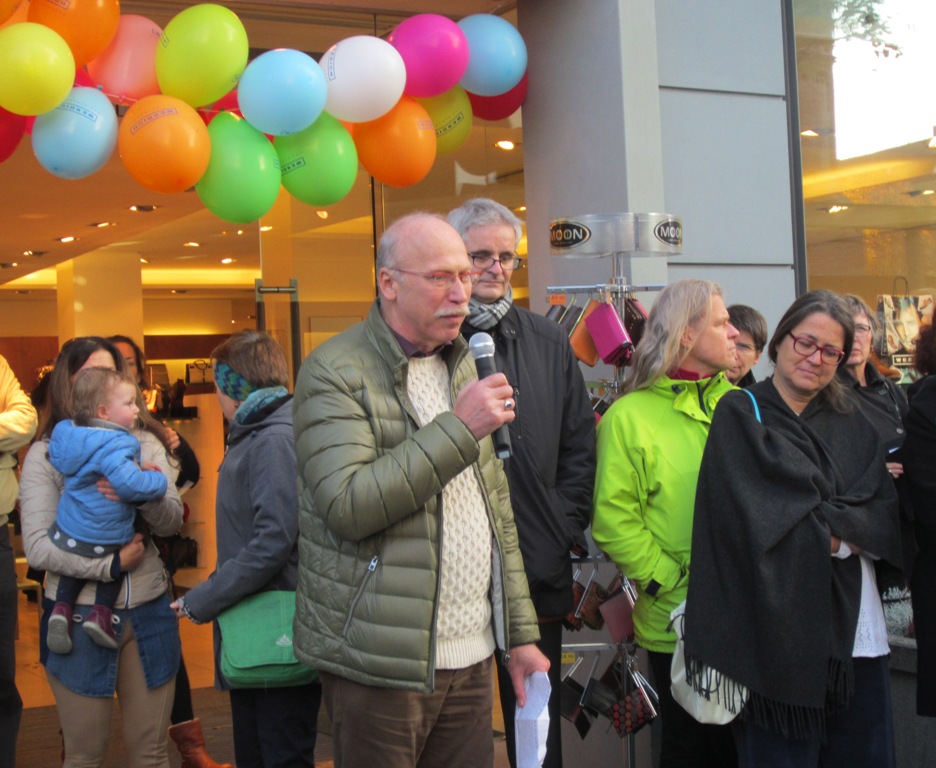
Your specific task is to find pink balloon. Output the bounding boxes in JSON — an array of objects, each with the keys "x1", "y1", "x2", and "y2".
[
  {"x1": 467, "y1": 72, "x2": 528, "y2": 121},
  {"x1": 388, "y1": 13, "x2": 469, "y2": 98},
  {"x1": 0, "y1": 105, "x2": 26, "y2": 163},
  {"x1": 87, "y1": 14, "x2": 162, "y2": 106}
]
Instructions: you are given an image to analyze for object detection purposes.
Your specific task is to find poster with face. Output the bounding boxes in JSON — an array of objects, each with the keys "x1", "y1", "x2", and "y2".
[{"x1": 876, "y1": 293, "x2": 934, "y2": 356}]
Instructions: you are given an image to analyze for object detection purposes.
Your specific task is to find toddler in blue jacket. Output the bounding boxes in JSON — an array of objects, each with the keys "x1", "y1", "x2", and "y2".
[{"x1": 46, "y1": 368, "x2": 168, "y2": 653}]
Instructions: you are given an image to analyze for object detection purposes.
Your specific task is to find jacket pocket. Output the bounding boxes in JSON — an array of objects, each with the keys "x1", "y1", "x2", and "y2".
[{"x1": 340, "y1": 554, "x2": 379, "y2": 638}]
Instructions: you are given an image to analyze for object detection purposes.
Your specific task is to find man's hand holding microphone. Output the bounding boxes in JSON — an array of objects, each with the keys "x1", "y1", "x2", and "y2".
[{"x1": 453, "y1": 332, "x2": 514, "y2": 458}]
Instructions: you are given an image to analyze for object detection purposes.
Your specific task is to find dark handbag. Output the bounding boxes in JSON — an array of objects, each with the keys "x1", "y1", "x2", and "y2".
[
  {"x1": 623, "y1": 296, "x2": 649, "y2": 348},
  {"x1": 218, "y1": 591, "x2": 317, "y2": 689},
  {"x1": 596, "y1": 653, "x2": 659, "y2": 737},
  {"x1": 152, "y1": 533, "x2": 198, "y2": 574}
]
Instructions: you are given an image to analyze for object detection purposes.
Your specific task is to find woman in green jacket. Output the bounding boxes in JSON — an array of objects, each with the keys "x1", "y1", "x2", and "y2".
[{"x1": 592, "y1": 279, "x2": 739, "y2": 768}]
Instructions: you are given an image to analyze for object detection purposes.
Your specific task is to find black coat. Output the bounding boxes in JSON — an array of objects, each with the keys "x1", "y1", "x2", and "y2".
[
  {"x1": 902, "y1": 375, "x2": 936, "y2": 716},
  {"x1": 462, "y1": 306, "x2": 596, "y2": 616},
  {"x1": 688, "y1": 381, "x2": 901, "y2": 736}
]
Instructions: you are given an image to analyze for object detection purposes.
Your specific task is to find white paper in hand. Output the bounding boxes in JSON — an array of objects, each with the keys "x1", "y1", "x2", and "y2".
[{"x1": 515, "y1": 671, "x2": 551, "y2": 768}]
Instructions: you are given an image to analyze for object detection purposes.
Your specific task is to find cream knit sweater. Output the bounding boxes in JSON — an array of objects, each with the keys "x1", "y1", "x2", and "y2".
[{"x1": 406, "y1": 355, "x2": 495, "y2": 670}]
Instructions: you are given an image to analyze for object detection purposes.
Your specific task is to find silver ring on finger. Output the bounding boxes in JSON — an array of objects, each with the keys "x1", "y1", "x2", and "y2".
[{"x1": 505, "y1": 399, "x2": 514, "y2": 410}]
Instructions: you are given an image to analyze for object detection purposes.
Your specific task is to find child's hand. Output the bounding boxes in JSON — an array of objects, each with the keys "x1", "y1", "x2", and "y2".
[{"x1": 141, "y1": 463, "x2": 163, "y2": 473}]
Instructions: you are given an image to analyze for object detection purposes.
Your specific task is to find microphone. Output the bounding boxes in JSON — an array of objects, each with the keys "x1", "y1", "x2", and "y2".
[{"x1": 468, "y1": 332, "x2": 513, "y2": 460}]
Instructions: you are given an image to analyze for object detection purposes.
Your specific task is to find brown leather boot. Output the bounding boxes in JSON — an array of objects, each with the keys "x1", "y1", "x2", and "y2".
[{"x1": 167, "y1": 719, "x2": 232, "y2": 768}]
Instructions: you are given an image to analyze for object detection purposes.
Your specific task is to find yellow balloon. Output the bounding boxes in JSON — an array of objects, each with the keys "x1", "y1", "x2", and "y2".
[
  {"x1": 415, "y1": 86, "x2": 473, "y2": 155},
  {"x1": 155, "y1": 4, "x2": 249, "y2": 108},
  {"x1": 0, "y1": 22, "x2": 75, "y2": 116}
]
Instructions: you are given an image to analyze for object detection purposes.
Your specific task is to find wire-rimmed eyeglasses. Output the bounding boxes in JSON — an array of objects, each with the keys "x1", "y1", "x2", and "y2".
[{"x1": 390, "y1": 268, "x2": 481, "y2": 290}]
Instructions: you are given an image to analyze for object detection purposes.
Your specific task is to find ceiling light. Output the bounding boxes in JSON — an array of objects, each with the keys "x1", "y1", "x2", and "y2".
[
  {"x1": 56, "y1": 236, "x2": 77, "y2": 243},
  {"x1": 827, "y1": 205, "x2": 849, "y2": 214},
  {"x1": 801, "y1": 129, "x2": 819, "y2": 137},
  {"x1": 515, "y1": 205, "x2": 527, "y2": 212},
  {"x1": 129, "y1": 204, "x2": 157, "y2": 212},
  {"x1": 316, "y1": 211, "x2": 329, "y2": 219},
  {"x1": 259, "y1": 225, "x2": 273, "y2": 232},
  {"x1": 494, "y1": 140, "x2": 516, "y2": 150},
  {"x1": 23, "y1": 250, "x2": 47, "y2": 257},
  {"x1": 0, "y1": 263, "x2": 17, "y2": 269},
  {"x1": 236, "y1": 229, "x2": 244, "y2": 235},
  {"x1": 183, "y1": 241, "x2": 200, "y2": 248},
  {"x1": 16, "y1": 290, "x2": 30, "y2": 295},
  {"x1": 171, "y1": 289, "x2": 188, "y2": 294},
  {"x1": 221, "y1": 257, "x2": 234, "y2": 264},
  {"x1": 139, "y1": 258, "x2": 149, "y2": 264},
  {"x1": 925, "y1": 190, "x2": 935, "y2": 196},
  {"x1": 89, "y1": 221, "x2": 114, "y2": 228}
]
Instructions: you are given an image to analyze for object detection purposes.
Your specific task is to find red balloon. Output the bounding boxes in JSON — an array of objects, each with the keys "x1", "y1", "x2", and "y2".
[
  {"x1": 198, "y1": 88, "x2": 243, "y2": 126},
  {"x1": 0, "y1": 105, "x2": 26, "y2": 163},
  {"x1": 467, "y1": 72, "x2": 528, "y2": 121},
  {"x1": 74, "y1": 66, "x2": 95, "y2": 89}
]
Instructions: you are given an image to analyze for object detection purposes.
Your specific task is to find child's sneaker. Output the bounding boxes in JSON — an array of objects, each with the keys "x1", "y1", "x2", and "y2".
[
  {"x1": 47, "y1": 601, "x2": 74, "y2": 654},
  {"x1": 82, "y1": 605, "x2": 119, "y2": 649}
]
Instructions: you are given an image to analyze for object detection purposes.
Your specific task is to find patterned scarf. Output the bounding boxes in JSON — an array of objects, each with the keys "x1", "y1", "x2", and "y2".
[
  {"x1": 234, "y1": 386, "x2": 289, "y2": 425},
  {"x1": 467, "y1": 286, "x2": 514, "y2": 330}
]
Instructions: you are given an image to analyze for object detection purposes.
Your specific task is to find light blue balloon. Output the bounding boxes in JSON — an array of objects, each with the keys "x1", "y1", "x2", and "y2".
[
  {"x1": 32, "y1": 86, "x2": 118, "y2": 180},
  {"x1": 238, "y1": 48, "x2": 328, "y2": 136},
  {"x1": 458, "y1": 15, "x2": 527, "y2": 97}
]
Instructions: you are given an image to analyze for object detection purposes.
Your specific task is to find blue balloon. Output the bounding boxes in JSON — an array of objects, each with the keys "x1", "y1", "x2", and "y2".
[
  {"x1": 32, "y1": 86, "x2": 118, "y2": 179},
  {"x1": 238, "y1": 48, "x2": 328, "y2": 136},
  {"x1": 458, "y1": 15, "x2": 527, "y2": 97}
]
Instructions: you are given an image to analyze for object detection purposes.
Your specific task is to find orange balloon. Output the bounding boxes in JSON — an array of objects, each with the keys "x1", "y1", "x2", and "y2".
[
  {"x1": 0, "y1": 0, "x2": 26, "y2": 29},
  {"x1": 118, "y1": 95, "x2": 211, "y2": 194},
  {"x1": 28, "y1": 0, "x2": 120, "y2": 67},
  {"x1": 352, "y1": 96, "x2": 437, "y2": 187},
  {"x1": 0, "y1": 0, "x2": 24, "y2": 26}
]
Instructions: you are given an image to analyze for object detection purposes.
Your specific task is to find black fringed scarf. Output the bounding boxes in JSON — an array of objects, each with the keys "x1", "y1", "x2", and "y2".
[{"x1": 684, "y1": 379, "x2": 901, "y2": 738}]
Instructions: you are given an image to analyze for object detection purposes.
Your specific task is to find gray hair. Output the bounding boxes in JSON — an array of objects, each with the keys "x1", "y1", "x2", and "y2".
[
  {"x1": 624, "y1": 279, "x2": 724, "y2": 394},
  {"x1": 447, "y1": 198, "x2": 523, "y2": 248},
  {"x1": 840, "y1": 293, "x2": 881, "y2": 351}
]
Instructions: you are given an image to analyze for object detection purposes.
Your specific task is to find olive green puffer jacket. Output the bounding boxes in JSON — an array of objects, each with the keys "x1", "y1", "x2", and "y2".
[{"x1": 292, "y1": 301, "x2": 539, "y2": 692}]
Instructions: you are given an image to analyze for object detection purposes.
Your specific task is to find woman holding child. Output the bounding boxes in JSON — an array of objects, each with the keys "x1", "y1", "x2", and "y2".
[{"x1": 19, "y1": 336, "x2": 183, "y2": 767}]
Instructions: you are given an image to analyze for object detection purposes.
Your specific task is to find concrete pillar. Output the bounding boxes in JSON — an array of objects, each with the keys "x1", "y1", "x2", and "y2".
[
  {"x1": 56, "y1": 250, "x2": 144, "y2": 343},
  {"x1": 517, "y1": 0, "x2": 669, "y2": 315}
]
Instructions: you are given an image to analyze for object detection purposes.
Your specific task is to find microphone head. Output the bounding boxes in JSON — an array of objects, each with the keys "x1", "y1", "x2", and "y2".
[{"x1": 468, "y1": 332, "x2": 495, "y2": 360}]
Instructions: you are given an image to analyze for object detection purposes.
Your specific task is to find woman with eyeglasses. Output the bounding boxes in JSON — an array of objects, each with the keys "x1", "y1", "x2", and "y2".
[
  {"x1": 18, "y1": 337, "x2": 184, "y2": 767},
  {"x1": 839, "y1": 295, "x2": 916, "y2": 594},
  {"x1": 685, "y1": 290, "x2": 902, "y2": 767}
]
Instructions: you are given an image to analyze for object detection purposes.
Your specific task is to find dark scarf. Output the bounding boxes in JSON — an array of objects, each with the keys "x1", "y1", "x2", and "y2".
[{"x1": 685, "y1": 378, "x2": 901, "y2": 738}]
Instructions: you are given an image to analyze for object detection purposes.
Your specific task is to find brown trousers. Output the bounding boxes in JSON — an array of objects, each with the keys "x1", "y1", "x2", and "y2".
[{"x1": 320, "y1": 656, "x2": 495, "y2": 768}]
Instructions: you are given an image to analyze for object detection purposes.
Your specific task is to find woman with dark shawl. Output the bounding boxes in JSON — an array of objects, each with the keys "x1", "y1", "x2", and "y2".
[{"x1": 686, "y1": 290, "x2": 902, "y2": 767}]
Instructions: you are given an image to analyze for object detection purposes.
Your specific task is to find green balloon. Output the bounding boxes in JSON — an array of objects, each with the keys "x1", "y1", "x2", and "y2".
[
  {"x1": 274, "y1": 112, "x2": 359, "y2": 207},
  {"x1": 196, "y1": 112, "x2": 281, "y2": 223}
]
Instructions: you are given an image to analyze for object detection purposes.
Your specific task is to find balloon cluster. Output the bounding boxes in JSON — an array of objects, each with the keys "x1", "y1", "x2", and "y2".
[{"x1": 0, "y1": 1, "x2": 528, "y2": 223}]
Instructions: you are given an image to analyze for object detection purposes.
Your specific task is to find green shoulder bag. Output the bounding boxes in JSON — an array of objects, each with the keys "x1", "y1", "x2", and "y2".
[{"x1": 217, "y1": 590, "x2": 317, "y2": 689}]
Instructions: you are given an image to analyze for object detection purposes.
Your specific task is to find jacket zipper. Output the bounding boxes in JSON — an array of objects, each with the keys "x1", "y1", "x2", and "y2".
[{"x1": 340, "y1": 555, "x2": 379, "y2": 637}]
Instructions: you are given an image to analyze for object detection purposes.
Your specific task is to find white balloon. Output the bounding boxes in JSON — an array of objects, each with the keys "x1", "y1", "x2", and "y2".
[{"x1": 319, "y1": 36, "x2": 406, "y2": 123}]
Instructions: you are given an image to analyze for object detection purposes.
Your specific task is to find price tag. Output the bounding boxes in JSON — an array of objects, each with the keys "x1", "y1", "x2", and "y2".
[
  {"x1": 549, "y1": 293, "x2": 567, "y2": 306},
  {"x1": 561, "y1": 651, "x2": 577, "y2": 666}
]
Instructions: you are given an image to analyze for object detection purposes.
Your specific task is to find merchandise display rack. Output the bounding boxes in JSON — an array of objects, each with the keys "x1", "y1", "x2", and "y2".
[{"x1": 548, "y1": 212, "x2": 681, "y2": 767}]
